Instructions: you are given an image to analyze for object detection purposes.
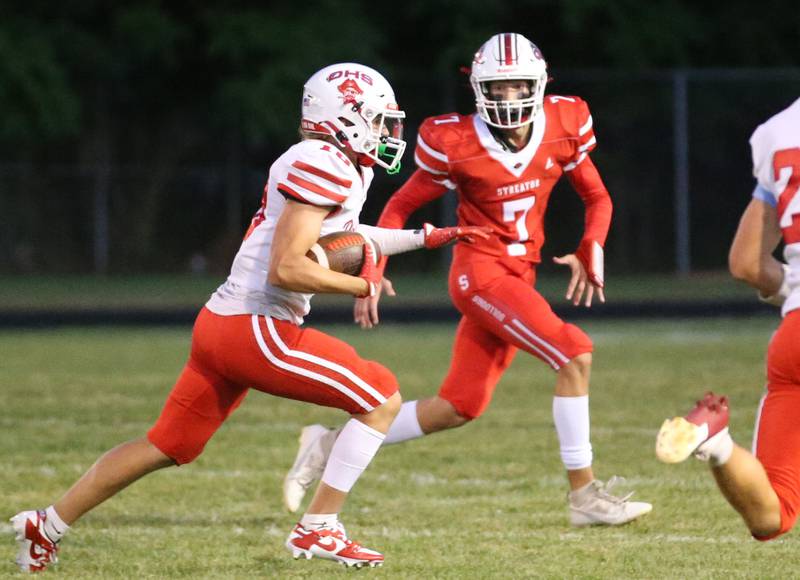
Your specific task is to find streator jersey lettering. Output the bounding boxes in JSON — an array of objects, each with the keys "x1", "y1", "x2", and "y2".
[
  {"x1": 207, "y1": 139, "x2": 372, "y2": 324},
  {"x1": 414, "y1": 95, "x2": 598, "y2": 262},
  {"x1": 750, "y1": 97, "x2": 800, "y2": 315}
]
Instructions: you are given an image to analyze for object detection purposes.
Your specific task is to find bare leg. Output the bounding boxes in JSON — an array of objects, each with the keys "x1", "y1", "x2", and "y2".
[
  {"x1": 53, "y1": 437, "x2": 174, "y2": 525},
  {"x1": 554, "y1": 353, "x2": 594, "y2": 490},
  {"x1": 416, "y1": 396, "x2": 470, "y2": 433},
  {"x1": 305, "y1": 392, "x2": 401, "y2": 515},
  {"x1": 711, "y1": 445, "x2": 782, "y2": 537}
]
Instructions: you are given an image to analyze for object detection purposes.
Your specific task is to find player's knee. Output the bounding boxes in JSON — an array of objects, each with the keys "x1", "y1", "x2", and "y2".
[
  {"x1": 146, "y1": 428, "x2": 207, "y2": 466},
  {"x1": 749, "y1": 515, "x2": 783, "y2": 540},
  {"x1": 563, "y1": 323, "x2": 593, "y2": 353},
  {"x1": 366, "y1": 391, "x2": 402, "y2": 430},
  {"x1": 559, "y1": 352, "x2": 592, "y2": 381},
  {"x1": 422, "y1": 397, "x2": 474, "y2": 432},
  {"x1": 438, "y1": 402, "x2": 474, "y2": 429},
  {"x1": 381, "y1": 391, "x2": 403, "y2": 419},
  {"x1": 747, "y1": 490, "x2": 788, "y2": 540}
]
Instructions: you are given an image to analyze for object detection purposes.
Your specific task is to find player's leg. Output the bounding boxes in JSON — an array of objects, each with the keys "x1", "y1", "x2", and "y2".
[
  {"x1": 658, "y1": 312, "x2": 800, "y2": 538},
  {"x1": 448, "y1": 259, "x2": 651, "y2": 525},
  {"x1": 245, "y1": 315, "x2": 399, "y2": 566},
  {"x1": 280, "y1": 312, "x2": 512, "y2": 522},
  {"x1": 712, "y1": 443, "x2": 781, "y2": 537},
  {"x1": 12, "y1": 308, "x2": 248, "y2": 572},
  {"x1": 657, "y1": 391, "x2": 784, "y2": 537},
  {"x1": 412, "y1": 315, "x2": 516, "y2": 433}
]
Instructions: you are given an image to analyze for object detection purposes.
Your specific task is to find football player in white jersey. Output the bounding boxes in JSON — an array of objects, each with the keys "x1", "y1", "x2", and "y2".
[
  {"x1": 656, "y1": 97, "x2": 800, "y2": 540},
  {"x1": 10, "y1": 63, "x2": 490, "y2": 572}
]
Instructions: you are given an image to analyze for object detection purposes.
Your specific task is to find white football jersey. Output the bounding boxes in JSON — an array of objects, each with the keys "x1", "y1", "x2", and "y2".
[
  {"x1": 750, "y1": 97, "x2": 800, "y2": 315},
  {"x1": 206, "y1": 139, "x2": 373, "y2": 324}
]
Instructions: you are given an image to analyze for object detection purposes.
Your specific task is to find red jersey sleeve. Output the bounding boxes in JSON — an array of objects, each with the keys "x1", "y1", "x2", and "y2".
[
  {"x1": 414, "y1": 116, "x2": 458, "y2": 186},
  {"x1": 558, "y1": 97, "x2": 597, "y2": 172},
  {"x1": 567, "y1": 156, "x2": 613, "y2": 246},
  {"x1": 377, "y1": 169, "x2": 449, "y2": 229}
]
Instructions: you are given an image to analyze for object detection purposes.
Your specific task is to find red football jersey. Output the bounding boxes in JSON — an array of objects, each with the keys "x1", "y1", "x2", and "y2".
[{"x1": 413, "y1": 95, "x2": 604, "y2": 262}]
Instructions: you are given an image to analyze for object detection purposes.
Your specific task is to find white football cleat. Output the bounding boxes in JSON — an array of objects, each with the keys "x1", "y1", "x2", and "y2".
[
  {"x1": 286, "y1": 522, "x2": 383, "y2": 568},
  {"x1": 568, "y1": 477, "x2": 652, "y2": 526},
  {"x1": 10, "y1": 510, "x2": 59, "y2": 573},
  {"x1": 283, "y1": 424, "x2": 337, "y2": 513}
]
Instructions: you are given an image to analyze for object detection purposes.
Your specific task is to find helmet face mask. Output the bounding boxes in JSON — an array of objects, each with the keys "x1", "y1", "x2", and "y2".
[
  {"x1": 300, "y1": 63, "x2": 406, "y2": 172},
  {"x1": 470, "y1": 33, "x2": 548, "y2": 129}
]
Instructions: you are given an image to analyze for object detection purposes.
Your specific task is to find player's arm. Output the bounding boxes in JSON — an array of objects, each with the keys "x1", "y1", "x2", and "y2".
[
  {"x1": 728, "y1": 197, "x2": 786, "y2": 302},
  {"x1": 567, "y1": 156, "x2": 613, "y2": 249},
  {"x1": 553, "y1": 156, "x2": 612, "y2": 307},
  {"x1": 355, "y1": 168, "x2": 463, "y2": 328},
  {"x1": 377, "y1": 169, "x2": 449, "y2": 228},
  {"x1": 269, "y1": 200, "x2": 370, "y2": 296},
  {"x1": 359, "y1": 222, "x2": 491, "y2": 256}
]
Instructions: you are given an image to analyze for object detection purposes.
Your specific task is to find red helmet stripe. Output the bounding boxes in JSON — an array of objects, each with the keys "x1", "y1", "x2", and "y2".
[{"x1": 504, "y1": 33, "x2": 514, "y2": 65}]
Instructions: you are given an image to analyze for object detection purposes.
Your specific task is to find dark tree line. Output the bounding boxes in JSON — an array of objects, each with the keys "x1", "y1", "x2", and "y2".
[{"x1": 1, "y1": 1, "x2": 798, "y2": 273}]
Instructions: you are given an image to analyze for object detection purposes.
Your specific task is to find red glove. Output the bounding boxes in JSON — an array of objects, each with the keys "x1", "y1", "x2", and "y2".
[
  {"x1": 357, "y1": 240, "x2": 381, "y2": 297},
  {"x1": 576, "y1": 239, "x2": 604, "y2": 288},
  {"x1": 422, "y1": 222, "x2": 493, "y2": 249}
]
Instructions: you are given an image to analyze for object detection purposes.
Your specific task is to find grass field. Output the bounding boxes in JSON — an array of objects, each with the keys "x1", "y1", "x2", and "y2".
[
  {"x1": 0, "y1": 271, "x2": 755, "y2": 311},
  {"x1": 1, "y1": 318, "x2": 796, "y2": 578}
]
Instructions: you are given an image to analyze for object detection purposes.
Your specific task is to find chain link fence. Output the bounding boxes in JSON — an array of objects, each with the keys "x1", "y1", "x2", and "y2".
[{"x1": 1, "y1": 69, "x2": 798, "y2": 276}]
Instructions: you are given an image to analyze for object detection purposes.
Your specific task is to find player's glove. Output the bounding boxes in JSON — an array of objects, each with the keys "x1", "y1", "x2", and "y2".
[
  {"x1": 576, "y1": 239, "x2": 604, "y2": 288},
  {"x1": 357, "y1": 240, "x2": 382, "y2": 298},
  {"x1": 422, "y1": 222, "x2": 493, "y2": 249},
  {"x1": 758, "y1": 263, "x2": 790, "y2": 307}
]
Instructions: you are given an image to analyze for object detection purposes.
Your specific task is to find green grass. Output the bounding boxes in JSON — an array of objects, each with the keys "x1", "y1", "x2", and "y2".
[
  {"x1": 1, "y1": 318, "x2": 796, "y2": 578},
  {"x1": 0, "y1": 271, "x2": 755, "y2": 311}
]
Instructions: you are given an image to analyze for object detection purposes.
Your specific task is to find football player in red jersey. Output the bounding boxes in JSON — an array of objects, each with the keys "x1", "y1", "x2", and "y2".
[
  {"x1": 284, "y1": 33, "x2": 652, "y2": 526},
  {"x1": 657, "y1": 97, "x2": 800, "y2": 540}
]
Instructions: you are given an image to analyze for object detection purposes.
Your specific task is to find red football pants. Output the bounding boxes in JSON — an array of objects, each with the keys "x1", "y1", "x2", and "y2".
[
  {"x1": 438, "y1": 250, "x2": 593, "y2": 419},
  {"x1": 753, "y1": 310, "x2": 800, "y2": 539},
  {"x1": 148, "y1": 308, "x2": 398, "y2": 464}
]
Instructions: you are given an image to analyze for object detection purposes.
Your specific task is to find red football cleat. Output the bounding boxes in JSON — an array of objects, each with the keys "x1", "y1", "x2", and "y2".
[
  {"x1": 656, "y1": 392, "x2": 730, "y2": 463},
  {"x1": 285, "y1": 522, "x2": 384, "y2": 568},
  {"x1": 10, "y1": 510, "x2": 59, "y2": 573}
]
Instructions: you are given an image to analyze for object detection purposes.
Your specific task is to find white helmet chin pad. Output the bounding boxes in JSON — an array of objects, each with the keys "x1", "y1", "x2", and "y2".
[
  {"x1": 300, "y1": 63, "x2": 406, "y2": 172},
  {"x1": 470, "y1": 33, "x2": 548, "y2": 129}
]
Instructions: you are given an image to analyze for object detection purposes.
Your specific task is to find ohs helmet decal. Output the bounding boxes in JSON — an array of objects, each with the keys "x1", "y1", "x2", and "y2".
[{"x1": 302, "y1": 63, "x2": 406, "y2": 173}]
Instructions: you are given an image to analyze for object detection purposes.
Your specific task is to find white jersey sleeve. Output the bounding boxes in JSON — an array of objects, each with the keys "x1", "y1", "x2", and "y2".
[
  {"x1": 748, "y1": 97, "x2": 800, "y2": 316},
  {"x1": 750, "y1": 97, "x2": 800, "y2": 205},
  {"x1": 275, "y1": 140, "x2": 358, "y2": 207},
  {"x1": 206, "y1": 139, "x2": 370, "y2": 325}
]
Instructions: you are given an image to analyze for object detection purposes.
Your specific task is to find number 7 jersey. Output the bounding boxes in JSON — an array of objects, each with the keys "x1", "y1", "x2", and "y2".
[{"x1": 414, "y1": 95, "x2": 605, "y2": 263}]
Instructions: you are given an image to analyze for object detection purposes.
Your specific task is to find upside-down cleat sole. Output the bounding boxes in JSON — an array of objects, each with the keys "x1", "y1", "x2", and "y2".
[{"x1": 656, "y1": 416, "x2": 710, "y2": 463}]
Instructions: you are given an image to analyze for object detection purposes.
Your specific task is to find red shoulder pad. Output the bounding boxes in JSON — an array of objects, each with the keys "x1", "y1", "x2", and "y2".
[{"x1": 415, "y1": 113, "x2": 470, "y2": 176}]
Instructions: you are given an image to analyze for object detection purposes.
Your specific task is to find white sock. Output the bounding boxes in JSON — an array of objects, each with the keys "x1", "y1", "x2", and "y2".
[
  {"x1": 697, "y1": 427, "x2": 735, "y2": 466},
  {"x1": 384, "y1": 400, "x2": 424, "y2": 444},
  {"x1": 321, "y1": 418, "x2": 385, "y2": 493},
  {"x1": 300, "y1": 512, "x2": 338, "y2": 530},
  {"x1": 553, "y1": 395, "x2": 593, "y2": 470},
  {"x1": 43, "y1": 506, "x2": 69, "y2": 543}
]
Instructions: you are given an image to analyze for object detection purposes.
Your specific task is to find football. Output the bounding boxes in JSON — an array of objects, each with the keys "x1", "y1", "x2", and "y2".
[{"x1": 306, "y1": 231, "x2": 381, "y2": 276}]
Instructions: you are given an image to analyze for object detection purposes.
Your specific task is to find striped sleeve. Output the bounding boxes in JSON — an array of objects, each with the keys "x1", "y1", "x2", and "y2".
[
  {"x1": 414, "y1": 118, "x2": 452, "y2": 180},
  {"x1": 563, "y1": 98, "x2": 597, "y2": 172},
  {"x1": 277, "y1": 143, "x2": 354, "y2": 207}
]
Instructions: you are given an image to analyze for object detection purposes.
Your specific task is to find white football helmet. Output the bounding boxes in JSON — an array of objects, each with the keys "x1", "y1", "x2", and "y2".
[
  {"x1": 470, "y1": 33, "x2": 548, "y2": 129},
  {"x1": 301, "y1": 63, "x2": 406, "y2": 173}
]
